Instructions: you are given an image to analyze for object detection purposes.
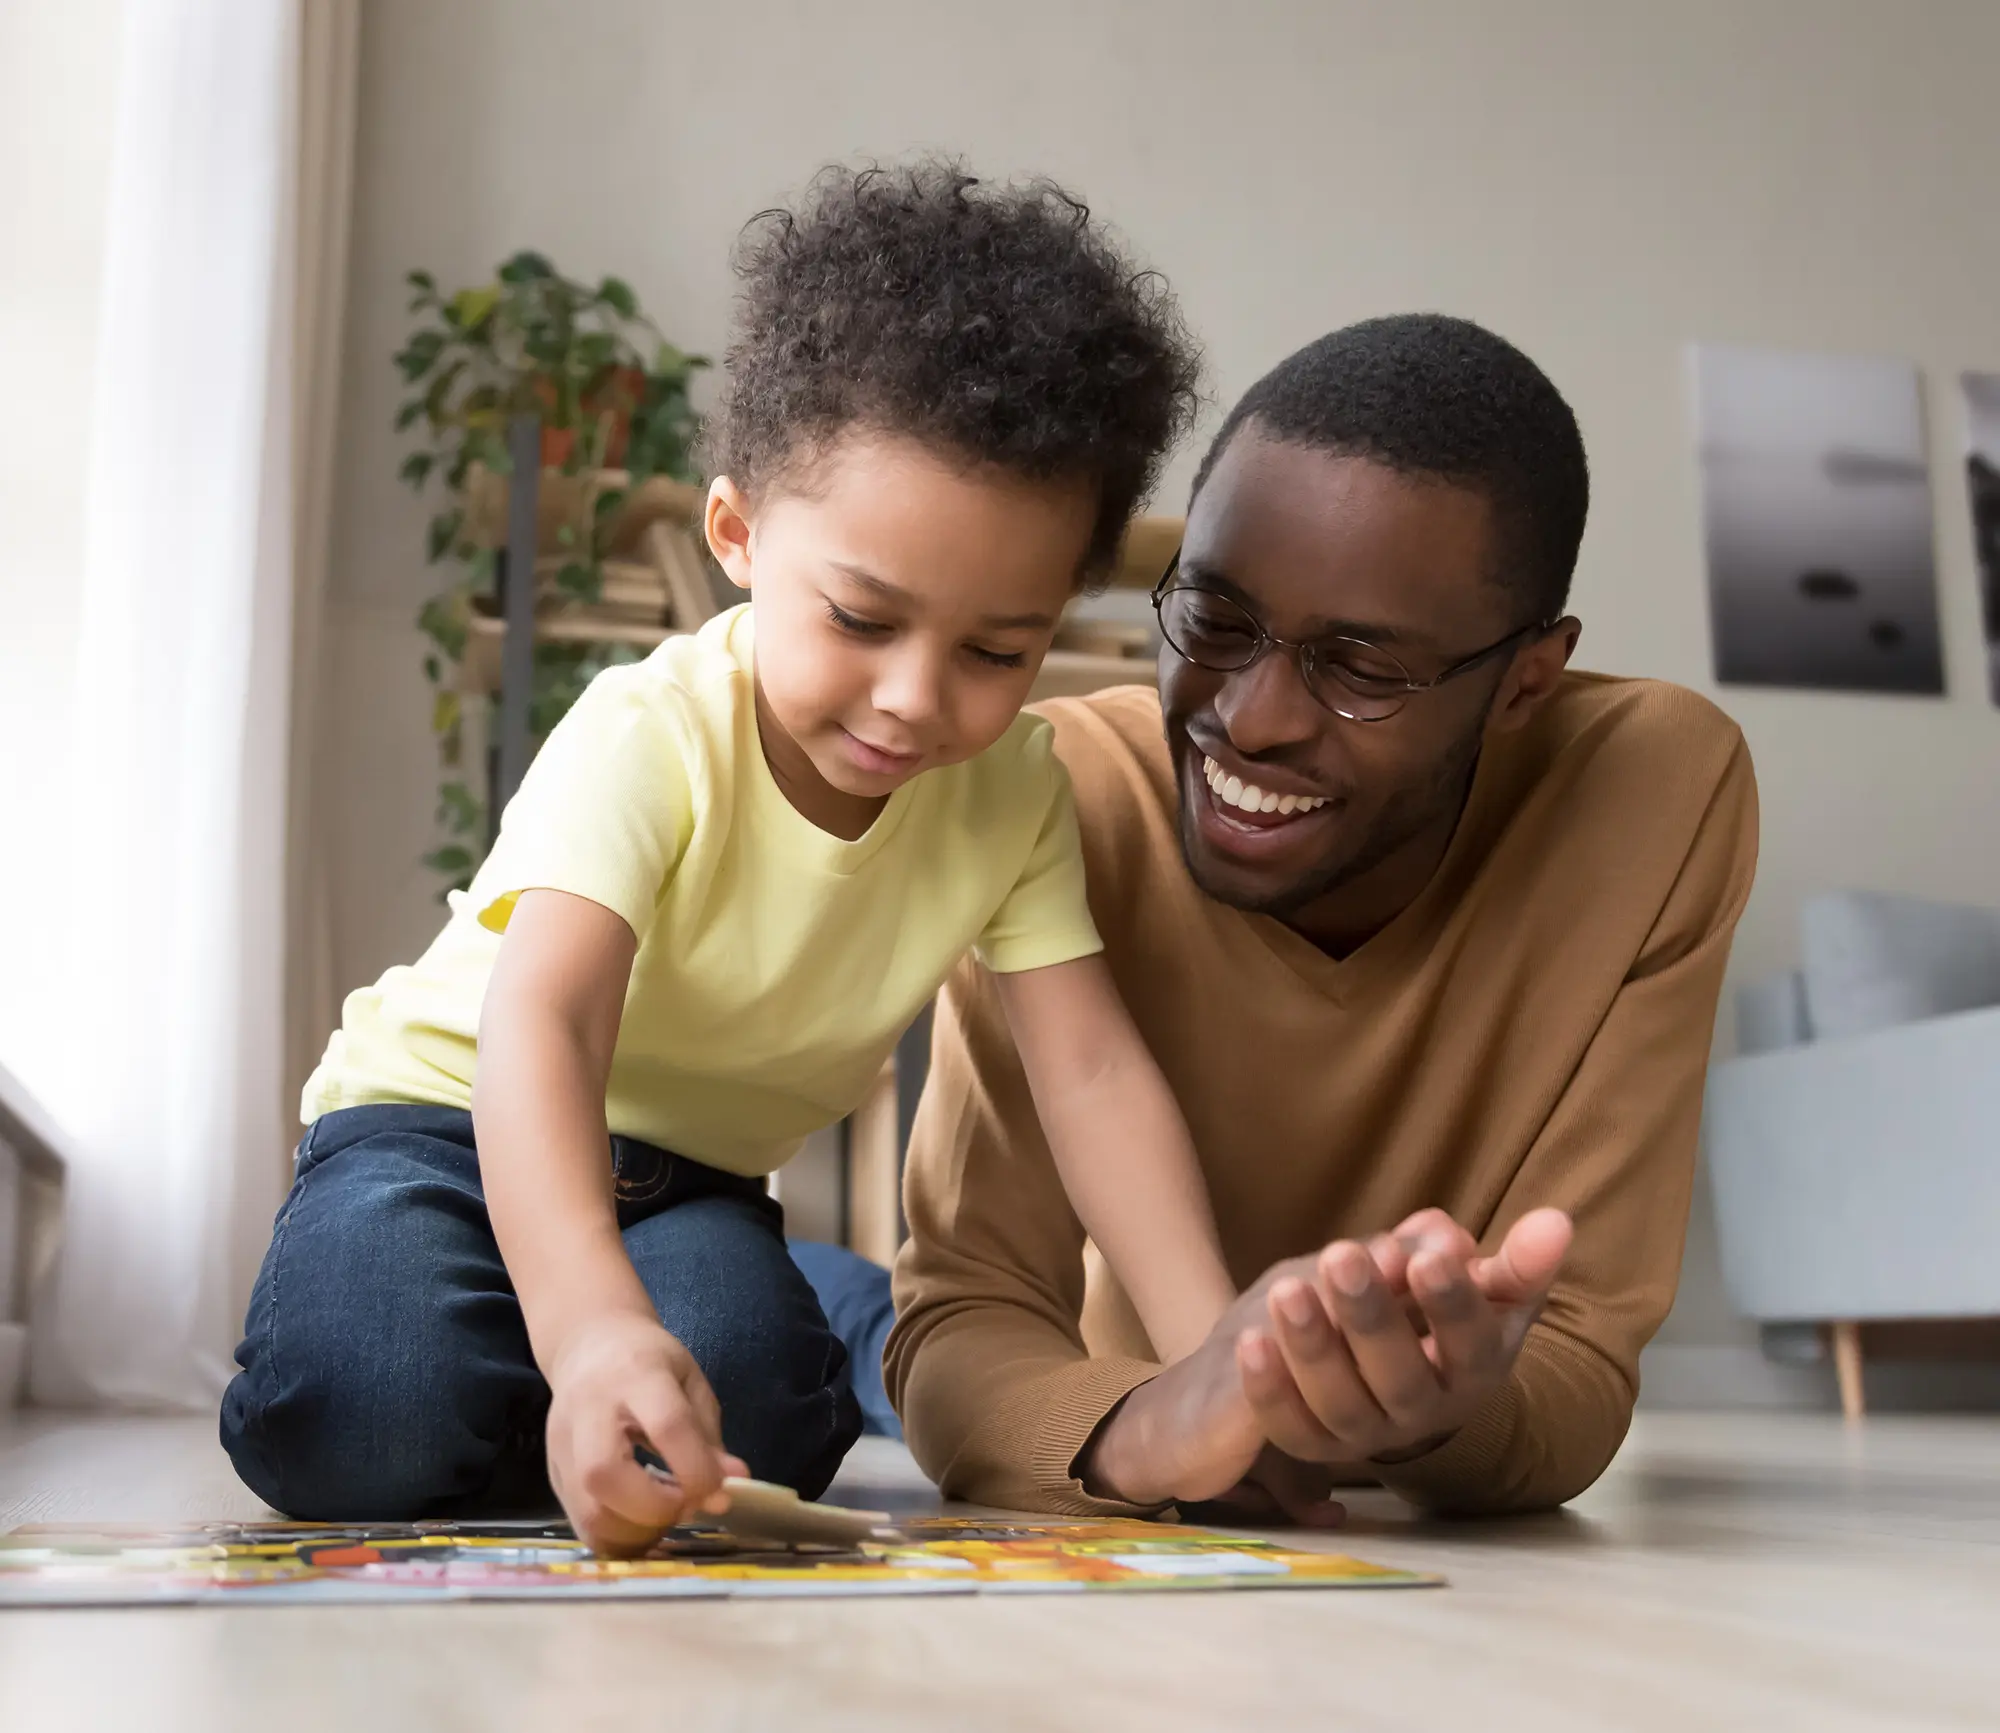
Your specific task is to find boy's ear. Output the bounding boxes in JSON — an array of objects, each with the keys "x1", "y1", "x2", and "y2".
[{"x1": 704, "y1": 478, "x2": 754, "y2": 592}]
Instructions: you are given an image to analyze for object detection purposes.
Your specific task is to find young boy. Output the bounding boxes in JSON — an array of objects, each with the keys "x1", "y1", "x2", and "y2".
[{"x1": 221, "y1": 162, "x2": 1224, "y2": 1554}]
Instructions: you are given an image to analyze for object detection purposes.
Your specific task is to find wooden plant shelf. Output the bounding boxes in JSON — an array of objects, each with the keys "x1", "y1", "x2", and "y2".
[{"x1": 463, "y1": 463, "x2": 704, "y2": 559}]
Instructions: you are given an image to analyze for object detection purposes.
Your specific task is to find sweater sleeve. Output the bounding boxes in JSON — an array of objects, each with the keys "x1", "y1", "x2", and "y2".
[
  {"x1": 885, "y1": 953, "x2": 1167, "y2": 1515},
  {"x1": 1373, "y1": 737, "x2": 1760, "y2": 1514}
]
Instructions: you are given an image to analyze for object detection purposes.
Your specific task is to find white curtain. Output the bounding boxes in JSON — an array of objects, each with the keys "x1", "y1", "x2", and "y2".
[{"x1": 29, "y1": 0, "x2": 358, "y2": 1408}]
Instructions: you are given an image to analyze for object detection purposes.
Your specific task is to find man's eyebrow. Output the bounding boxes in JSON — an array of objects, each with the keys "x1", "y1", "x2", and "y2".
[
  {"x1": 830, "y1": 562, "x2": 1057, "y2": 632},
  {"x1": 1176, "y1": 559, "x2": 1423, "y2": 649}
]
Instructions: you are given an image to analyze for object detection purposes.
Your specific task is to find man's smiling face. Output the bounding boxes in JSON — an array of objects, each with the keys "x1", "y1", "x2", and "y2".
[{"x1": 1161, "y1": 427, "x2": 1530, "y2": 926}]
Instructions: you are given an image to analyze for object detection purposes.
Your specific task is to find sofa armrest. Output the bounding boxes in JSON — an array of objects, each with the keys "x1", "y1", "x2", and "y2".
[{"x1": 1703, "y1": 1002, "x2": 2000, "y2": 1322}]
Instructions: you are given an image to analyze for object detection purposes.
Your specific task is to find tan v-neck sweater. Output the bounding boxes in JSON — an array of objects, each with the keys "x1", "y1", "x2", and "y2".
[{"x1": 885, "y1": 674, "x2": 1758, "y2": 1516}]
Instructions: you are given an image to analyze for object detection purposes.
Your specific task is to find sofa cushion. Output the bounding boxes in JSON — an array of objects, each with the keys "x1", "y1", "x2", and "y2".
[
  {"x1": 1800, "y1": 891, "x2": 2000, "y2": 1040},
  {"x1": 1736, "y1": 970, "x2": 1812, "y2": 1054}
]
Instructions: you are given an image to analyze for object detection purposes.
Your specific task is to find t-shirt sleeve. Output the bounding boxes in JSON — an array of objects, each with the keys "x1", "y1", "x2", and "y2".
[
  {"x1": 972, "y1": 747, "x2": 1104, "y2": 976},
  {"x1": 467, "y1": 665, "x2": 695, "y2": 943}
]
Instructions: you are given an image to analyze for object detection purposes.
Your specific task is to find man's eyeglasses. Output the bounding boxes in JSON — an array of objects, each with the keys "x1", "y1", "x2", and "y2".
[{"x1": 1151, "y1": 554, "x2": 1553, "y2": 724}]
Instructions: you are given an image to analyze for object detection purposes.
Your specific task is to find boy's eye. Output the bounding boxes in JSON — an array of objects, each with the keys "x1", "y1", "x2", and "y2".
[
  {"x1": 826, "y1": 602, "x2": 891, "y2": 638},
  {"x1": 967, "y1": 644, "x2": 1027, "y2": 670}
]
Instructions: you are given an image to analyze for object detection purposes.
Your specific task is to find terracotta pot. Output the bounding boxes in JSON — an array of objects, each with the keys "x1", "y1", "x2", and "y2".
[{"x1": 532, "y1": 366, "x2": 644, "y2": 469}]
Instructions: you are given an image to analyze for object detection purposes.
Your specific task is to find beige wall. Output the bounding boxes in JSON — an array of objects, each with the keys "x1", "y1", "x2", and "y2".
[
  {"x1": 325, "y1": 0, "x2": 2000, "y2": 1373},
  {"x1": 0, "y1": 0, "x2": 126, "y2": 1093}
]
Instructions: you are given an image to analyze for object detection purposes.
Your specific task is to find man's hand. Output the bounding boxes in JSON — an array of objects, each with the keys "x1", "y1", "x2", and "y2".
[
  {"x1": 544, "y1": 1311, "x2": 748, "y2": 1556},
  {"x1": 1078, "y1": 1208, "x2": 1572, "y2": 1513},
  {"x1": 1236, "y1": 1207, "x2": 1572, "y2": 1469}
]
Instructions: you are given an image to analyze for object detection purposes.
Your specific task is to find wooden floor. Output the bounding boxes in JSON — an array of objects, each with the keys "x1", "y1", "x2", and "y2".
[{"x1": 1, "y1": 1409, "x2": 1995, "y2": 1731}]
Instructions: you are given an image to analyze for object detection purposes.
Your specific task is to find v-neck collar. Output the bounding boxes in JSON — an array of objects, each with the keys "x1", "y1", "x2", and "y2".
[{"x1": 1240, "y1": 738, "x2": 1505, "y2": 1004}]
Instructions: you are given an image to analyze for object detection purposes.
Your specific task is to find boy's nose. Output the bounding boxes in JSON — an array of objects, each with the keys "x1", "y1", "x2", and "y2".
[{"x1": 872, "y1": 646, "x2": 948, "y2": 729}]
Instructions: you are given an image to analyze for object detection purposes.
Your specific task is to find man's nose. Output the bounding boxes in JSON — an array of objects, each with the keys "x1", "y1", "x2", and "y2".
[{"x1": 1212, "y1": 647, "x2": 1324, "y2": 757}]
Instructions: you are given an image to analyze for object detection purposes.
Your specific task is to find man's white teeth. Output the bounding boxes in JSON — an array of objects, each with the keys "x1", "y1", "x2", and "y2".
[{"x1": 1201, "y1": 756, "x2": 1327, "y2": 816}]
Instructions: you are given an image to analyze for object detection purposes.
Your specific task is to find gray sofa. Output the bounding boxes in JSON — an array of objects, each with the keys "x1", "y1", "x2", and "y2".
[{"x1": 1702, "y1": 891, "x2": 2000, "y2": 1416}]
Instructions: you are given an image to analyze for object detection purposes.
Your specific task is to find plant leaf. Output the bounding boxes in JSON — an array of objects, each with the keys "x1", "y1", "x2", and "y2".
[
  {"x1": 448, "y1": 284, "x2": 501, "y2": 332},
  {"x1": 597, "y1": 276, "x2": 638, "y2": 318},
  {"x1": 426, "y1": 509, "x2": 463, "y2": 564},
  {"x1": 395, "y1": 398, "x2": 426, "y2": 431},
  {"x1": 423, "y1": 844, "x2": 474, "y2": 875},
  {"x1": 395, "y1": 328, "x2": 446, "y2": 381},
  {"x1": 399, "y1": 451, "x2": 435, "y2": 489},
  {"x1": 419, "y1": 592, "x2": 470, "y2": 659},
  {"x1": 423, "y1": 357, "x2": 467, "y2": 425},
  {"x1": 552, "y1": 559, "x2": 596, "y2": 600},
  {"x1": 407, "y1": 269, "x2": 437, "y2": 291},
  {"x1": 499, "y1": 250, "x2": 555, "y2": 283},
  {"x1": 436, "y1": 780, "x2": 482, "y2": 835}
]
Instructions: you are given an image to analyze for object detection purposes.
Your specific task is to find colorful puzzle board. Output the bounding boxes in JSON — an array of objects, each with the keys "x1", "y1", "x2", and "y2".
[{"x1": 0, "y1": 1516, "x2": 1440, "y2": 1605}]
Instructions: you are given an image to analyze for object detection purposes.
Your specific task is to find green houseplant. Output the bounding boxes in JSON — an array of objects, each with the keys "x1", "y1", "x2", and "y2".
[{"x1": 394, "y1": 251, "x2": 707, "y2": 892}]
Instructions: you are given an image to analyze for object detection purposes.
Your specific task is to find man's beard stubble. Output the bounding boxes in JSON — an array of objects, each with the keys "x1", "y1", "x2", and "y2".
[{"x1": 1174, "y1": 720, "x2": 1486, "y2": 922}]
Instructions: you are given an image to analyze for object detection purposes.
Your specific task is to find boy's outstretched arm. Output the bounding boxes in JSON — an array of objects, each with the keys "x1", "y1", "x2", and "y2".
[
  {"x1": 475, "y1": 888, "x2": 744, "y2": 1554},
  {"x1": 994, "y1": 954, "x2": 1234, "y2": 1365}
]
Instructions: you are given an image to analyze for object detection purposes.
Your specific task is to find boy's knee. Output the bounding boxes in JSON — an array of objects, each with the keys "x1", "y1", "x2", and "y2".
[
  {"x1": 223, "y1": 1128, "x2": 548, "y2": 1518},
  {"x1": 220, "y1": 1343, "x2": 521, "y2": 1520},
  {"x1": 686, "y1": 1302, "x2": 862, "y2": 1498},
  {"x1": 628, "y1": 1196, "x2": 862, "y2": 1496}
]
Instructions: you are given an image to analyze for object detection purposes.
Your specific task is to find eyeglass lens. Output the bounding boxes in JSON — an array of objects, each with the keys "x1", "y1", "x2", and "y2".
[{"x1": 1155, "y1": 586, "x2": 1414, "y2": 720}]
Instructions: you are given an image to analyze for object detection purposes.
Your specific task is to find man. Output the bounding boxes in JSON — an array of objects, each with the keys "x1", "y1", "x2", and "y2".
[{"x1": 870, "y1": 312, "x2": 1758, "y2": 1518}]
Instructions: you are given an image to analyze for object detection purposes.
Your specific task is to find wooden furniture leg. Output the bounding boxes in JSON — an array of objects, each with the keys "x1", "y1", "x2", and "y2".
[
  {"x1": 1831, "y1": 1321, "x2": 1866, "y2": 1422},
  {"x1": 847, "y1": 1058, "x2": 903, "y2": 1269}
]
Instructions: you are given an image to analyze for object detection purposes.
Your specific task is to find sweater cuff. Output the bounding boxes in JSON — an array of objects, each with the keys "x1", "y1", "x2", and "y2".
[
  {"x1": 1367, "y1": 1376, "x2": 1526, "y2": 1513},
  {"x1": 1027, "y1": 1355, "x2": 1173, "y2": 1518}
]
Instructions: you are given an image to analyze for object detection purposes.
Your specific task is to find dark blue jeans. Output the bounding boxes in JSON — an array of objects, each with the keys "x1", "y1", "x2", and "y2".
[
  {"x1": 220, "y1": 1105, "x2": 863, "y2": 1520},
  {"x1": 786, "y1": 1237, "x2": 898, "y2": 1441}
]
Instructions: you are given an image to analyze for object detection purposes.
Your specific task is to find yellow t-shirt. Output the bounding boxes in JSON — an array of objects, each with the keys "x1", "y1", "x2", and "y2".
[{"x1": 302, "y1": 606, "x2": 1102, "y2": 1175}]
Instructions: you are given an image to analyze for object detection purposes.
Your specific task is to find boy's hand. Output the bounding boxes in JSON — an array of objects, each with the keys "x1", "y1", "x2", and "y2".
[{"x1": 544, "y1": 1311, "x2": 747, "y2": 1556}]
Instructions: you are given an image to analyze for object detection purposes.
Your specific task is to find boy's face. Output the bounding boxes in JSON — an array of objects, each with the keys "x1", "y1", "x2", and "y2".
[{"x1": 706, "y1": 434, "x2": 1091, "y2": 828}]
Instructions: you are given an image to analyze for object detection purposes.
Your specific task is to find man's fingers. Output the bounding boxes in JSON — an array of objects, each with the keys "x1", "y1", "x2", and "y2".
[
  {"x1": 1365, "y1": 1232, "x2": 1413, "y2": 1294},
  {"x1": 1264, "y1": 1274, "x2": 1395, "y2": 1448},
  {"x1": 1370, "y1": 1209, "x2": 1478, "y2": 1299},
  {"x1": 1390, "y1": 1208, "x2": 1478, "y2": 1260},
  {"x1": 1249, "y1": 1447, "x2": 1348, "y2": 1529},
  {"x1": 1409, "y1": 1246, "x2": 1506, "y2": 1391},
  {"x1": 1314, "y1": 1243, "x2": 1443, "y2": 1434},
  {"x1": 1467, "y1": 1208, "x2": 1573, "y2": 1306},
  {"x1": 1237, "y1": 1326, "x2": 1347, "y2": 1462}
]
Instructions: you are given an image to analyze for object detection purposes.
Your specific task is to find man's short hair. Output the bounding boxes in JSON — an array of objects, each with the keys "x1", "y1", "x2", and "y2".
[{"x1": 1192, "y1": 314, "x2": 1589, "y2": 623}]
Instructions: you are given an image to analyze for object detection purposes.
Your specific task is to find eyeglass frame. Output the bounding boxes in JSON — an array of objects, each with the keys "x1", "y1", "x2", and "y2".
[{"x1": 1150, "y1": 552, "x2": 1557, "y2": 723}]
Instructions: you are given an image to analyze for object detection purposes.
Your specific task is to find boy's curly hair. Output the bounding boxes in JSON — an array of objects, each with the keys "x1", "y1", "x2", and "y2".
[{"x1": 704, "y1": 159, "x2": 1202, "y2": 575}]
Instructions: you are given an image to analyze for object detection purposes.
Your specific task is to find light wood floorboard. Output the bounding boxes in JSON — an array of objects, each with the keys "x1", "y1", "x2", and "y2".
[{"x1": 2, "y1": 1410, "x2": 1995, "y2": 1731}]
